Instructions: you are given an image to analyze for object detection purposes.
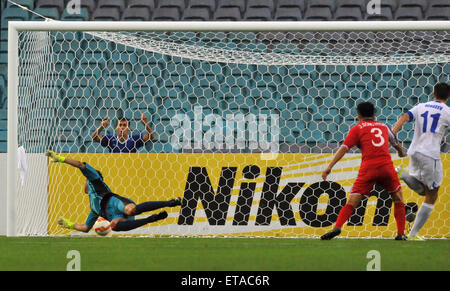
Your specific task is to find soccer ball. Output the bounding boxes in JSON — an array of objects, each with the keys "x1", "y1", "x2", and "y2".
[{"x1": 94, "y1": 217, "x2": 111, "y2": 236}]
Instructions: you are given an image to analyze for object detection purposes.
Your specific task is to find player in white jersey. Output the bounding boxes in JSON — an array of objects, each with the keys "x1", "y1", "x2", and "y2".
[{"x1": 393, "y1": 82, "x2": 450, "y2": 240}]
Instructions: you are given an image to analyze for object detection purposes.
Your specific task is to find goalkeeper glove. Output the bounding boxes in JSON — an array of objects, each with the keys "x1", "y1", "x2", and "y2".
[
  {"x1": 57, "y1": 217, "x2": 74, "y2": 229},
  {"x1": 45, "y1": 150, "x2": 66, "y2": 163}
]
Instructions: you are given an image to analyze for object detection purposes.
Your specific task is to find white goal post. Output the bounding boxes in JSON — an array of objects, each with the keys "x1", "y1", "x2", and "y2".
[{"x1": 7, "y1": 21, "x2": 450, "y2": 237}]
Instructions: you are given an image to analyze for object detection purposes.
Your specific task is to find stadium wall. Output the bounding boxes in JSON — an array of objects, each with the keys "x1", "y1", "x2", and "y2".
[{"x1": 47, "y1": 153, "x2": 450, "y2": 238}]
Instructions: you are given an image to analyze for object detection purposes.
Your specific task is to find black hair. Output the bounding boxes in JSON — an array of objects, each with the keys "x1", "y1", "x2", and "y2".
[
  {"x1": 357, "y1": 102, "x2": 376, "y2": 118},
  {"x1": 96, "y1": 170, "x2": 103, "y2": 180},
  {"x1": 116, "y1": 117, "x2": 130, "y2": 127},
  {"x1": 434, "y1": 82, "x2": 450, "y2": 100}
]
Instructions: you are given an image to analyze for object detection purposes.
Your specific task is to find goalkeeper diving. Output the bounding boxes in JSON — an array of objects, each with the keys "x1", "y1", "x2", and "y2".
[{"x1": 46, "y1": 150, "x2": 182, "y2": 233}]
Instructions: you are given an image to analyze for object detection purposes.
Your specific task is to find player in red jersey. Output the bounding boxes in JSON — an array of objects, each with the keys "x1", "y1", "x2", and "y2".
[{"x1": 320, "y1": 102, "x2": 408, "y2": 240}]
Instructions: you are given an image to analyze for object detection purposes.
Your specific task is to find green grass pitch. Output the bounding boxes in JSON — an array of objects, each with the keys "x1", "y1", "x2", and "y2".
[{"x1": 0, "y1": 236, "x2": 448, "y2": 271}]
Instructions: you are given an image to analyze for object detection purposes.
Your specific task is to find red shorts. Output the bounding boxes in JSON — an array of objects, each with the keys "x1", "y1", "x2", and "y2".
[{"x1": 351, "y1": 163, "x2": 401, "y2": 196}]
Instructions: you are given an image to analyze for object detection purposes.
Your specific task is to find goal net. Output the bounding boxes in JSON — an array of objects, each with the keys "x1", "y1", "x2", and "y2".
[{"x1": 8, "y1": 21, "x2": 450, "y2": 238}]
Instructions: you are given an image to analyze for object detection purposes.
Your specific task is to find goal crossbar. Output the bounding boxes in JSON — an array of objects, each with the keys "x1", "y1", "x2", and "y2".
[
  {"x1": 8, "y1": 20, "x2": 450, "y2": 32},
  {"x1": 6, "y1": 21, "x2": 450, "y2": 237}
]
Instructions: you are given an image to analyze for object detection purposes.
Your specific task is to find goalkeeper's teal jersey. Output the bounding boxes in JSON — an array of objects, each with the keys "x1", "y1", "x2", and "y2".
[{"x1": 80, "y1": 163, "x2": 112, "y2": 228}]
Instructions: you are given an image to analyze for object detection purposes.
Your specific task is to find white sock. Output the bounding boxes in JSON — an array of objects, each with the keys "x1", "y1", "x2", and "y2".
[{"x1": 409, "y1": 203, "x2": 434, "y2": 237}]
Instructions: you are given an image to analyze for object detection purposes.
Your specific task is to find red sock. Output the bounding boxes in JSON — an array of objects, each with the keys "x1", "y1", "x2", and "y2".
[
  {"x1": 394, "y1": 201, "x2": 406, "y2": 235},
  {"x1": 335, "y1": 204, "x2": 354, "y2": 229}
]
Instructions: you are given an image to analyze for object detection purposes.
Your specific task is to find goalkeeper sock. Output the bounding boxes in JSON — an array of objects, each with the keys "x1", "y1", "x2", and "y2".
[
  {"x1": 393, "y1": 201, "x2": 406, "y2": 235},
  {"x1": 334, "y1": 204, "x2": 354, "y2": 229},
  {"x1": 135, "y1": 201, "x2": 172, "y2": 215},
  {"x1": 114, "y1": 211, "x2": 168, "y2": 231}
]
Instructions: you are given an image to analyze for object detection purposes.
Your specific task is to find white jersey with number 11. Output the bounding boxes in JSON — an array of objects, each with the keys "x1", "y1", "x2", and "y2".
[{"x1": 407, "y1": 100, "x2": 450, "y2": 160}]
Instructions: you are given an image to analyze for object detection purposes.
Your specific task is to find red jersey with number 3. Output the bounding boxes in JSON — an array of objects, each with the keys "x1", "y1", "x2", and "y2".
[
  {"x1": 343, "y1": 119, "x2": 401, "y2": 195},
  {"x1": 342, "y1": 119, "x2": 398, "y2": 170}
]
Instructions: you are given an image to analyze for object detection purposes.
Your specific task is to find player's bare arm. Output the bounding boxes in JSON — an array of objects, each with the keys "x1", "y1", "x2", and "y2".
[
  {"x1": 91, "y1": 118, "x2": 110, "y2": 142},
  {"x1": 322, "y1": 145, "x2": 349, "y2": 181},
  {"x1": 393, "y1": 143, "x2": 407, "y2": 157},
  {"x1": 140, "y1": 111, "x2": 155, "y2": 142},
  {"x1": 392, "y1": 113, "x2": 410, "y2": 135}
]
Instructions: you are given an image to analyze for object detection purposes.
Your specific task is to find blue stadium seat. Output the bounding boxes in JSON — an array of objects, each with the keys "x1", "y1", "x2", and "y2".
[
  {"x1": 0, "y1": 52, "x2": 6, "y2": 65},
  {"x1": 96, "y1": 96, "x2": 127, "y2": 110},
  {"x1": 347, "y1": 65, "x2": 379, "y2": 76},
  {"x1": 334, "y1": 7, "x2": 363, "y2": 20},
  {"x1": 36, "y1": 0, "x2": 65, "y2": 12},
  {"x1": 244, "y1": 7, "x2": 273, "y2": 20},
  {"x1": 0, "y1": 74, "x2": 5, "y2": 94},
  {"x1": 58, "y1": 116, "x2": 84, "y2": 133},
  {"x1": 382, "y1": 64, "x2": 411, "y2": 79},
  {"x1": 280, "y1": 126, "x2": 295, "y2": 144},
  {"x1": 72, "y1": 65, "x2": 102, "y2": 88},
  {"x1": 102, "y1": 75, "x2": 130, "y2": 92},
  {"x1": 214, "y1": 7, "x2": 242, "y2": 20},
  {"x1": 110, "y1": 50, "x2": 138, "y2": 64},
  {"x1": 158, "y1": 0, "x2": 186, "y2": 12},
  {"x1": 398, "y1": 0, "x2": 428, "y2": 12},
  {"x1": 7, "y1": 0, "x2": 34, "y2": 9},
  {"x1": 121, "y1": 7, "x2": 151, "y2": 21},
  {"x1": 128, "y1": 97, "x2": 158, "y2": 115},
  {"x1": 98, "y1": 0, "x2": 126, "y2": 11},
  {"x1": 365, "y1": 7, "x2": 394, "y2": 20},
  {"x1": 152, "y1": 7, "x2": 181, "y2": 20},
  {"x1": 247, "y1": 0, "x2": 274, "y2": 11},
  {"x1": 425, "y1": 7, "x2": 450, "y2": 20},
  {"x1": 1, "y1": 7, "x2": 30, "y2": 25},
  {"x1": 92, "y1": 7, "x2": 121, "y2": 21},
  {"x1": 127, "y1": 0, "x2": 155, "y2": 10},
  {"x1": 218, "y1": 0, "x2": 246, "y2": 13},
  {"x1": 307, "y1": 0, "x2": 336, "y2": 11},
  {"x1": 336, "y1": 0, "x2": 366, "y2": 10},
  {"x1": 317, "y1": 72, "x2": 346, "y2": 90},
  {"x1": 83, "y1": 50, "x2": 107, "y2": 65},
  {"x1": 189, "y1": 0, "x2": 217, "y2": 13},
  {"x1": 395, "y1": 6, "x2": 424, "y2": 20},
  {"x1": 0, "y1": 116, "x2": 5, "y2": 128},
  {"x1": 30, "y1": 7, "x2": 60, "y2": 20},
  {"x1": 61, "y1": 8, "x2": 90, "y2": 21},
  {"x1": 380, "y1": 0, "x2": 399, "y2": 11},
  {"x1": 316, "y1": 107, "x2": 340, "y2": 121},
  {"x1": 429, "y1": 0, "x2": 450, "y2": 8},
  {"x1": 158, "y1": 83, "x2": 185, "y2": 100},
  {"x1": 77, "y1": 0, "x2": 97, "y2": 13},
  {"x1": 182, "y1": 7, "x2": 211, "y2": 20},
  {"x1": 304, "y1": 7, "x2": 332, "y2": 20},
  {"x1": 149, "y1": 142, "x2": 181, "y2": 153},
  {"x1": 305, "y1": 125, "x2": 325, "y2": 143},
  {"x1": 83, "y1": 141, "x2": 104, "y2": 153},
  {"x1": 286, "y1": 119, "x2": 306, "y2": 133},
  {"x1": 0, "y1": 130, "x2": 7, "y2": 142},
  {"x1": 277, "y1": 0, "x2": 305, "y2": 11},
  {"x1": 443, "y1": 63, "x2": 450, "y2": 75},
  {"x1": 274, "y1": 7, "x2": 303, "y2": 20}
]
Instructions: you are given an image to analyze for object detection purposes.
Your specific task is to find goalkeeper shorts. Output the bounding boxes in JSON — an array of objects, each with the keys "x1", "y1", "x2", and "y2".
[{"x1": 104, "y1": 194, "x2": 136, "y2": 222}]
